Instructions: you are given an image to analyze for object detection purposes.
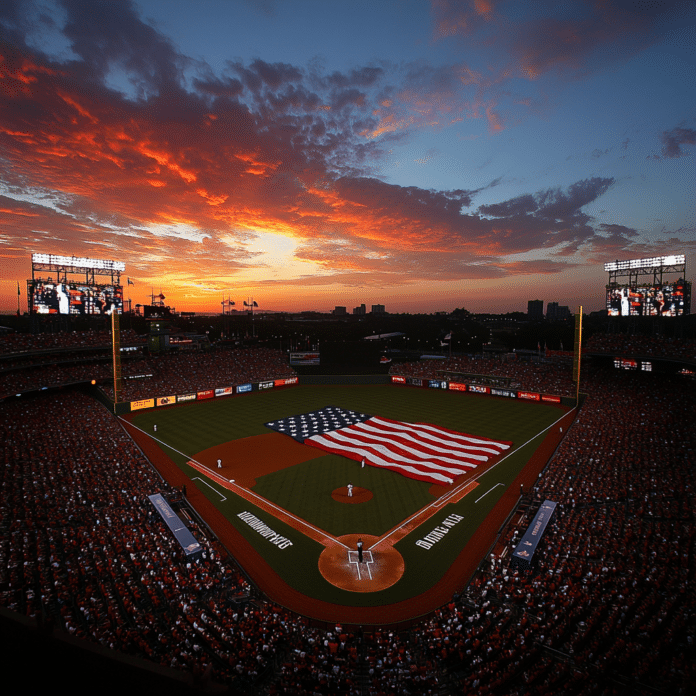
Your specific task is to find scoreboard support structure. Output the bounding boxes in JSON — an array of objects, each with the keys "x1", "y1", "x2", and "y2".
[
  {"x1": 112, "y1": 311, "x2": 123, "y2": 409},
  {"x1": 573, "y1": 306, "x2": 582, "y2": 406}
]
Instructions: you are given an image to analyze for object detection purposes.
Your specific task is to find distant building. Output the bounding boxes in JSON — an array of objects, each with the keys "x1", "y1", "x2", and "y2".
[
  {"x1": 546, "y1": 302, "x2": 570, "y2": 321},
  {"x1": 527, "y1": 299, "x2": 544, "y2": 321},
  {"x1": 333, "y1": 306, "x2": 347, "y2": 315},
  {"x1": 353, "y1": 304, "x2": 366, "y2": 315},
  {"x1": 371, "y1": 304, "x2": 386, "y2": 314}
]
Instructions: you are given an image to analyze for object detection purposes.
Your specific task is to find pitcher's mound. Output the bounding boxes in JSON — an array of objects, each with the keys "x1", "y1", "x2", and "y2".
[
  {"x1": 332, "y1": 486, "x2": 373, "y2": 504},
  {"x1": 318, "y1": 534, "x2": 404, "y2": 593}
]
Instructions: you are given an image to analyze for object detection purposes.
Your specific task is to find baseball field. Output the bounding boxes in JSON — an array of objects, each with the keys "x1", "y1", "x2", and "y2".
[{"x1": 122, "y1": 383, "x2": 574, "y2": 625}]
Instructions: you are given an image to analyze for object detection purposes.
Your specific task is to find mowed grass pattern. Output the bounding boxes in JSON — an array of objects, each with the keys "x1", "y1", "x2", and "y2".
[{"x1": 129, "y1": 384, "x2": 568, "y2": 607}]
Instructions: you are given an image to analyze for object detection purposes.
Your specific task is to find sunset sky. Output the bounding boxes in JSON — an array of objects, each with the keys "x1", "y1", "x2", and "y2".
[{"x1": 1, "y1": 0, "x2": 694, "y2": 315}]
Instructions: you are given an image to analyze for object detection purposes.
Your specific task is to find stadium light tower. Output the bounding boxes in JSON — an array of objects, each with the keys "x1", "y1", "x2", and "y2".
[
  {"x1": 221, "y1": 296, "x2": 235, "y2": 315},
  {"x1": 244, "y1": 298, "x2": 259, "y2": 337}
]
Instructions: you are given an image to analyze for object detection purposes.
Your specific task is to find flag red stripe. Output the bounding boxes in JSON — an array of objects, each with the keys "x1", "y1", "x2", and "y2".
[
  {"x1": 305, "y1": 435, "x2": 456, "y2": 485},
  {"x1": 305, "y1": 416, "x2": 511, "y2": 485}
]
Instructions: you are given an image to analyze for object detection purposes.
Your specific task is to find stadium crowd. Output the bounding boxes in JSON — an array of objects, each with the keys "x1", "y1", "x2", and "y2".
[
  {"x1": 1, "y1": 340, "x2": 694, "y2": 695},
  {"x1": 390, "y1": 355, "x2": 578, "y2": 397},
  {"x1": 0, "y1": 333, "x2": 294, "y2": 400},
  {"x1": 0, "y1": 328, "x2": 143, "y2": 355},
  {"x1": 100, "y1": 347, "x2": 296, "y2": 402},
  {"x1": 585, "y1": 333, "x2": 696, "y2": 362}
]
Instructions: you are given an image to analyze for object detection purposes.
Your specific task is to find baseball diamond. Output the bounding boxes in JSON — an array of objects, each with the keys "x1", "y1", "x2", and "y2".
[{"x1": 123, "y1": 383, "x2": 573, "y2": 625}]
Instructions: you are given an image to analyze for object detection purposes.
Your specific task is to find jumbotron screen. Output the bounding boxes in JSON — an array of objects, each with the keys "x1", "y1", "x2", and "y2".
[
  {"x1": 31, "y1": 281, "x2": 123, "y2": 315},
  {"x1": 606, "y1": 281, "x2": 690, "y2": 317}
]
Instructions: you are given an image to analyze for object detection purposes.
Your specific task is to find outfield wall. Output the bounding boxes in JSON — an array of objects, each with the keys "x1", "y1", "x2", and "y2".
[
  {"x1": 299, "y1": 374, "x2": 390, "y2": 385},
  {"x1": 103, "y1": 369, "x2": 576, "y2": 415},
  {"x1": 389, "y1": 374, "x2": 577, "y2": 408}
]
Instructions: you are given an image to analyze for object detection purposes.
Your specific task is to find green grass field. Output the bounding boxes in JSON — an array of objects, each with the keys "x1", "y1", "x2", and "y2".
[{"x1": 129, "y1": 384, "x2": 568, "y2": 608}]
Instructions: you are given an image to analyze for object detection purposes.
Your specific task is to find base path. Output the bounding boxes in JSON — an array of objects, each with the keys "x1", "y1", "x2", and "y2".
[{"x1": 120, "y1": 406, "x2": 577, "y2": 626}]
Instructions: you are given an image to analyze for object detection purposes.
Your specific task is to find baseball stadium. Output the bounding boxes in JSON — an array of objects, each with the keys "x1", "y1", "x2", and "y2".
[{"x1": 1, "y1": 256, "x2": 695, "y2": 696}]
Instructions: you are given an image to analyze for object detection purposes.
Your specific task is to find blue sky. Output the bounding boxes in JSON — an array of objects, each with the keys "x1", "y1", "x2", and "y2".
[{"x1": 0, "y1": 0, "x2": 694, "y2": 314}]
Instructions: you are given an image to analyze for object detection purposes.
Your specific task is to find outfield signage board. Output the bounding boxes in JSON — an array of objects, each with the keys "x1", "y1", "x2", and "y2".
[
  {"x1": 428, "y1": 380, "x2": 447, "y2": 389},
  {"x1": 391, "y1": 375, "x2": 406, "y2": 384},
  {"x1": 448, "y1": 382, "x2": 467, "y2": 392},
  {"x1": 469, "y1": 385, "x2": 490, "y2": 394},
  {"x1": 131, "y1": 398, "x2": 155, "y2": 411},
  {"x1": 157, "y1": 395, "x2": 176, "y2": 406},
  {"x1": 491, "y1": 388, "x2": 516, "y2": 398},
  {"x1": 406, "y1": 377, "x2": 423, "y2": 387},
  {"x1": 197, "y1": 389, "x2": 214, "y2": 400},
  {"x1": 259, "y1": 381, "x2": 274, "y2": 390},
  {"x1": 178, "y1": 393, "x2": 196, "y2": 402},
  {"x1": 215, "y1": 387, "x2": 234, "y2": 397},
  {"x1": 236, "y1": 383, "x2": 252, "y2": 394},
  {"x1": 275, "y1": 377, "x2": 298, "y2": 387},
  {"x1": 541, "y1": 394, "x2": 561, "y2": 403},
  {"x1": 518, "y1": 391, "x2": 540, "y2": 401}
]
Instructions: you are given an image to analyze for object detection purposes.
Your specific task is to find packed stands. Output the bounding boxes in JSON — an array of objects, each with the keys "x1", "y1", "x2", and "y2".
[
  {"x1": 100, "y1": 347, "x2": 296, "y2": 402},
  {"x1": 390, "y1": 355, "x2": 578, "y2": 397},
  {"x1": 1, "y1": 336, "x2": 694, "y2": 695},
  {"x1": 585, "y1": 333, "x2": 696, "y2": 362}
]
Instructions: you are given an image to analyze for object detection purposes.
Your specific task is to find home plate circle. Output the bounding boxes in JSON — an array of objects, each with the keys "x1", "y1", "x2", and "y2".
[{"x1": 318, "y1": 534, "x2": 405, "y2": 593}]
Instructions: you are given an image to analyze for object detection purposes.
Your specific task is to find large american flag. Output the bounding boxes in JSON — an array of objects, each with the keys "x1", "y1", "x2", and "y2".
[{"x1": 265, "y1": 405, "x2": 512, "y2": 485}]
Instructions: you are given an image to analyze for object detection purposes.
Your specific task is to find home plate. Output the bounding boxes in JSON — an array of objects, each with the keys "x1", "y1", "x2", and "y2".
[{"x1": 318, "y1": 534, "x2": 404, "y2": 593}]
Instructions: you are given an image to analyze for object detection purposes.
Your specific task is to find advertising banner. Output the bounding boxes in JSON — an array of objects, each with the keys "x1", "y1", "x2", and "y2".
[
  {"x1": 511, "y1": 500, "x2": 557, "y2": 570},
  {"x1": 518, "y1": 391, "x2": 540, "y2": 401},
  {"x1": 215, "y1": 387, "x2": 234, "y2": 397},
  {"x1": 236, "y1": 383, "x2": 252, "y2": 394},
  {"x1": 491, "y1": 388, "x2": 517, "y2": 398},
  {"x1": 448, "y1": 382, "x2": 467, "y2": 392},
  {"x1": 178, "y1": 393, "x2": 197, "y2": 402},
  {"x1": 197, "y1": 389, "x2": 214, "y2": 400},
  {"x1": 406, "y1": 377, "x2": 423, "y2": 387},
  {"x1": 541, "y1": 394, "x2": 561, "y2": 403},
  {"x1": 157, "y1": 395, "x2": 176, "y2": 407},
  {"x1": 469, "y1": 385, "x2": 490, "y2": 394},
  {"x1": 428, "y1": 380, "x2": 447, "y2": 389},
  {"x1": 391, "y1": 375, "x2": 406, "y2": 384},
  {"x1": 274, "y1": 377, "x2": 298, "y2": 387},
  {"x1": 259, "y1": 381, "x2": 274, "y2": 390},
  {"x1": 130, "y1": 398, "x2": 155, "y2": 411},
  {"x1": 290, "y1": 352, "x2": 320, "y2": 366}
]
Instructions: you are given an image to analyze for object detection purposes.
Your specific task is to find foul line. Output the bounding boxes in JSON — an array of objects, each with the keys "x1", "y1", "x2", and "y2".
[
  {"x1": 120, "y1": 419, "x2": 349, "y2": 550},
  {"x1": 122, "y1": 407, "x2": 572, "y2": 555},
  {"x1": 475, "y1": 482, "x2": 504, "y2": 503},
  {"x1": 369, "y1": 409, "x2": 572, "y2": 551}
]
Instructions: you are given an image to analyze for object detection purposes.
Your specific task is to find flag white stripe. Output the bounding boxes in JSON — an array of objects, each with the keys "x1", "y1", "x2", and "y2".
[
  {"x1": 310, "y1": 429, "x2": 476, "y2": 475},
  {"x1": 369, "y1": 416, "x2": 510, "y2": 452},
  {"x1": 326, "y1": 425, "x2": 484, "y2": 467},
  {"x1": 307, "y1": 435, "x2": 455, "y2": 485},
  {"x1": 350, "y1": 421, "x2": 490, "y2": 461}
]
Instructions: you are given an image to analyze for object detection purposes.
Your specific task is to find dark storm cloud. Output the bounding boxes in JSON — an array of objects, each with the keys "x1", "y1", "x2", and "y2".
[{"x1": 479, "y1": 177, "x2": 615, "y2": 222}]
